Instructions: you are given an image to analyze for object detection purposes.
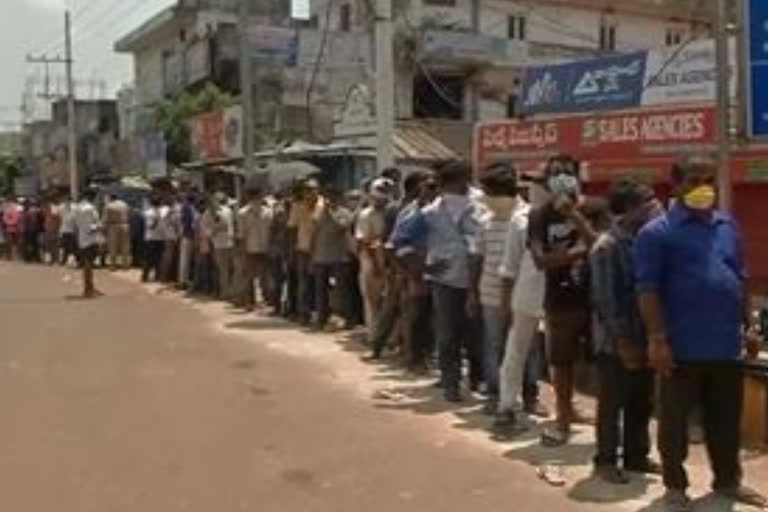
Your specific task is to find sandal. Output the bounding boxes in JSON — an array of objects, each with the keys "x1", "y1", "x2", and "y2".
[{"x1": 541, "y1": 427, "x2": 569, "y2": 447}]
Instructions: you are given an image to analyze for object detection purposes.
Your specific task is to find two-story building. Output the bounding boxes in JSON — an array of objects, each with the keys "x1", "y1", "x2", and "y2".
[{"x1": 306, "y1": 0, "x2": 710, "y2": 155}]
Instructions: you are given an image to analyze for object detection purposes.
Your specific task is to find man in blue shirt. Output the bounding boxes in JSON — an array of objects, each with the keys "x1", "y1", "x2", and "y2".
[
  {"x1": 591, "y1": 178, "x2": 662, "y2": 484},
  {"x1": 179, "y1": 191, "x2": 198, "y2": 289},
  {"x1": 635, "y1": 153, "x2": 765, "y2": 511},
  {"x1": 394, "y1": 161, "x2": 483, "y2": 402}
]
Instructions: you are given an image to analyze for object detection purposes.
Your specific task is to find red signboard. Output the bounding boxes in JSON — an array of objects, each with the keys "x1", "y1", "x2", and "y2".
[
  {"x1": 188, "y1": 106, "x2": 244, "y2": 163},
  {"x1": 190, "y1": 110, "x2": 224, "y2": 162},
  {"x1": 474, "y1": 106, "x2": 717, "y2": 181}
]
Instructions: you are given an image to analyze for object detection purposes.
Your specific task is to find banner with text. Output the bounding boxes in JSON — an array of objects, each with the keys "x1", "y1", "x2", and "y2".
[
  {"x1": 475, "y1": 106, "x2": 717, "y2": 176},
  {"x1": 520, "y1": 52, "x2": 647, "y2": 114},
  {"x1": 520, "y1": 40, "x2": 729, "y2": 115}
]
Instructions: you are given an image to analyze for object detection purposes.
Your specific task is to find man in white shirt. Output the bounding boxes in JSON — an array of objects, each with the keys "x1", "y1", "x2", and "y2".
[
  {"x1": 59, "y1": 196, "x2": 78, "y2": 266},
  {"x1": 142, "y1": 194, "x2": 165, "y2": 282},
  {"x1": 354, "y1": 179, "x2": 390, "y2": 338},
  {"x1": 159, "y1": 197, "x2": 181, "y2": 282},
  {"x1": 495, "y1": 181, "x2": 549, "y2": 429},
  {"x1": 237, "y1": 185, "x2": 273, "y2": 310},
  {"x1": 469, "y1": 164, "x2": 528, "y2": 414},
  {"x1": 202, "y1": 192, "x2": 235, "y2": 299},
  {"x1": 74, "y1": 188, "x2": 103, "y2": 298}
]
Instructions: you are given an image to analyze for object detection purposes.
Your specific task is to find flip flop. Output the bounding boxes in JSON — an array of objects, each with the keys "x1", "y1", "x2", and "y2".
[{"x1": 537, "y1": 464, "x2": 566, "y2": 487}]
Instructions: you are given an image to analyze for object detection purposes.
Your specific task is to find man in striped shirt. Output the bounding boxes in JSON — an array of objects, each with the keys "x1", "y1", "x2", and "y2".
[{"x1": 469, "y1": 164, "x2": 528, "y2": 413}]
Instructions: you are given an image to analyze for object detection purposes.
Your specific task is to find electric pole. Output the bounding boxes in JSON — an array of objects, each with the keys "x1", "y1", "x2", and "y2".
[
  {"x1": 239, "y1": 0, "x2": 255, "y2": 183},
  {"x1": 714, "y1": 0, "x2": 731, "y2": 210},
  {"x1": 375, "y1": 0, "x2": 395, "y2": 172},
  {"x1": 65, "y1": 10, "x2": 78, "y2": 200},
  {"x1": 26, "y1": 10, "x2": 78, "y2": 199}
]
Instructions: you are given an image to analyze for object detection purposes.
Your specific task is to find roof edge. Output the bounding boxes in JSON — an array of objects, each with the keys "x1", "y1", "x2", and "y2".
[{"x1": 114, "y1": 5, "x2": 181, "y2": 53}]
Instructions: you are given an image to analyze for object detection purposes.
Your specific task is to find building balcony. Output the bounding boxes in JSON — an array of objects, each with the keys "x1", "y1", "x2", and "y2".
[{"x1": 418, "y1": 29, "x2": 528, "y2": 69}]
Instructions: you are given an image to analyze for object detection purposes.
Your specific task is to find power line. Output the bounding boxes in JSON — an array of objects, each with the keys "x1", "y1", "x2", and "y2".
[{"x1": 305, "y1": 0, "x2": 335, "y2": 137}]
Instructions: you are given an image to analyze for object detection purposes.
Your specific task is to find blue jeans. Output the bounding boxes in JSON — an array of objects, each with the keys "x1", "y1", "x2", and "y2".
[
  {"x1": 432, "y1": 283, "x2": 483, "y2": 393},
  {"x1": 482, "y1": 306, "x2": 508, "y2": 398}
]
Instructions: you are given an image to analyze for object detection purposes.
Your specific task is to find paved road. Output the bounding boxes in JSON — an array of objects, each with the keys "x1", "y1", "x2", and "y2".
[{"x1": 0, "y1": 262, "x2": 764, "y2": 512}]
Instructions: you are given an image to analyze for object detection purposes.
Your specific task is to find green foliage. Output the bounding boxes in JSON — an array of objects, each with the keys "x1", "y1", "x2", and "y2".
[
  {"x1": 0, "y1": 152, "x2": 21, "y2": 195},
  {"x1": 151, "y1": 82, "x2": 236, "y2": 166}
]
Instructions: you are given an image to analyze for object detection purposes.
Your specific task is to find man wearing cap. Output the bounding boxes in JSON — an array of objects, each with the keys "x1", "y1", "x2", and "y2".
[{"x1": 355, "y1": 178, "x2": 391, "y2": 340}]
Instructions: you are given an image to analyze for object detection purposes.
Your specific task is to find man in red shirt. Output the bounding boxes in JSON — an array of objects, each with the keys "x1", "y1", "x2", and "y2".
[{"x1": 2, "y1": 196, "x2": 21, "y2": 260}]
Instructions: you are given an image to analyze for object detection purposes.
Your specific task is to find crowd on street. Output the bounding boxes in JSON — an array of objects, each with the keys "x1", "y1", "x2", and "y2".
[{"x1": 1, "y1": 152, "x2": 768, "y2": 512}]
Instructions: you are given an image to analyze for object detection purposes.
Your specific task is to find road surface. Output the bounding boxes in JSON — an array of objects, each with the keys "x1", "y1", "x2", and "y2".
[{"x1": 0, "y1": 262, "x2": 764, "y2": 512}]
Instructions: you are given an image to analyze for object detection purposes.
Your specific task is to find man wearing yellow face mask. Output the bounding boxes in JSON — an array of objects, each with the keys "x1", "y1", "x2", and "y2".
[{"x1": 635, "y1": 153, "x2": 765, "y2": 511}]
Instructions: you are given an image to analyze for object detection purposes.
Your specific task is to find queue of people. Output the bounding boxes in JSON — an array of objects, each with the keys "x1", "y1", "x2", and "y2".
[{"x1": 1, "y1": 152, "x2": 766, "y2": 511}]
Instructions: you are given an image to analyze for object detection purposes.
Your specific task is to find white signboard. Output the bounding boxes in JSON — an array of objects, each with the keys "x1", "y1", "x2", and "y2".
[{"x1": 641, "y1": 38, "x2": 736, "y2": 106}]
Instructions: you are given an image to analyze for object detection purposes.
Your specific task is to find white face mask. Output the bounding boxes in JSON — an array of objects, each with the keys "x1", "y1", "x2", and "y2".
[{"x1": 547, "y1": 173, "x2": 580, "y2": 197}]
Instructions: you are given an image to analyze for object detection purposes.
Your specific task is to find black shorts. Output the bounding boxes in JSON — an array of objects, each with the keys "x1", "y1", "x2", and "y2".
[
  {"x1": 80, "y1": 245, "x2": 99, "y2": 263},
  {"x1": 546, "y1": 309, "x2": 590, "y2": 367}
]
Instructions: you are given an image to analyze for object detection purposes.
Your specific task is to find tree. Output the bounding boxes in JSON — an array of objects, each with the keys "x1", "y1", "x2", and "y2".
[
  {"x1": 0, "y1": 152, "x2": 22, "y2": 195},
  {"x1": 152, "y1": 83, "x2": 235, "y2": 166}
]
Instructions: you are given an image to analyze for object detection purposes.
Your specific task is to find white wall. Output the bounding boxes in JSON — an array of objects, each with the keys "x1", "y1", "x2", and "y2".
[
  {"x1": 134, "y1": 44, "x2": 166, "y2": 107},
  {"x1": 419, "y1": 0, "x2": 473, "y2": 30},
  {"x1": 479, "y1": 2, "x2": 692, "y2": 54}
]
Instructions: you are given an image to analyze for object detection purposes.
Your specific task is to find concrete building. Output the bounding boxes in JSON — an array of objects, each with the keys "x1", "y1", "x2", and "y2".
[
  {"x1": 114, "y1": 0, "x2": 291, "y2": 110},
  {"x1": 303, "y1": 0, "x2": 712, "y2": 155},
  {"x1": 22, "y1": 99, "x2": 119, "y2": 190}
]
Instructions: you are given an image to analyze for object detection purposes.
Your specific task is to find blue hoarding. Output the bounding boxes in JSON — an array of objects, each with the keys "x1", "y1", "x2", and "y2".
[
  {"x1": 520, "y1": 51, "x2": 647, "y2": 115},
  {"x1": 745, "y1": 0, "x2": 768, "y2": 138}
]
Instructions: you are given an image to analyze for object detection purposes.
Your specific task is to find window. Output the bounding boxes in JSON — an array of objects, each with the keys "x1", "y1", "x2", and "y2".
[
  {"x1": 507, "y1": 15, "x2": 527, "y2": 41},
  {"x1": 413, "y1": 71, "x2": 464, "y2": 120},
  {"x1": 340, "y1": 3, "x2": 351, "y2": 31},
  {"x1": 599, "y1": 24, "x2": 616, "y2": 51},
  {"x1": 506, "y1": 94, "x2": 518, "y2": 118},
  {"x1": 666, "y1": 28, "x2": 685, "y2": 46},
  {"x1": 423, "y1": 0, "x2": 457, "y2": 6}
]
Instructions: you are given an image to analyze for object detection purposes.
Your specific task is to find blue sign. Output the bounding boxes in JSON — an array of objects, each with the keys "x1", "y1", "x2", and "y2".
[
  {"x1": 745, "y1": 0, "x2": 768, "y2": 137},
  {"x1": 520, "y1": 52, "x2": 647, "y2": 115}
]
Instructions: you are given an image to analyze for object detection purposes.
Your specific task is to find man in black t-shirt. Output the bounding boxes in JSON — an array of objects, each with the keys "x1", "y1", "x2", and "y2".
[{"x1": 528, "y1": 154, "x2": 608, "y2": 446}]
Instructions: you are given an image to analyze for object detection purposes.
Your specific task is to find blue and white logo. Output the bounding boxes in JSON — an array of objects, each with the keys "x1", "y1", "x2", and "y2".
[{"x1": 520, "y1": 52, "x2": 647, "y2": 115}]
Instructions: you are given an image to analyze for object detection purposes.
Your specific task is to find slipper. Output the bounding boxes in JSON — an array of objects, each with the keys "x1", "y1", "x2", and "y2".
[
  {"x1": 541, "y1": 427, "x2": 569, "y2": 447},
  {"x1": 537, "y1": 465, "x2": 566, "y2": 487}
]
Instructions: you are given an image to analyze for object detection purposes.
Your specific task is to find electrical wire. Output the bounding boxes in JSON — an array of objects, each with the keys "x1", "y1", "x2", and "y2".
[{"x1": 304, "y1": 0, "x2": 335, "y2": 137}]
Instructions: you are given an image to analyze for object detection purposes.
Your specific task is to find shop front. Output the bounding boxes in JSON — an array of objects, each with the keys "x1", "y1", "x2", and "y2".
[{"x1": 473, "y1": 104, "x2": 768, "y2": 291}]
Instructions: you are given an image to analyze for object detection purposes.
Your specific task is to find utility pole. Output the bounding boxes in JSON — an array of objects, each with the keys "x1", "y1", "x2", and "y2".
[
  {"x1": 239, "y1": 0, "x2": 255, "y2": 183},
  {"x1": 26, "y1": 11, "x2": 78, "y2": 199},
  {"x1": 375, "y1": 0, "x2": 395, "y2": 172},
  {"x1": 714, "y1": 0, "x2": 731, "y2": 210},
  {"x1": 65, "y1": 10, "x2": 78, "y2": 200}
]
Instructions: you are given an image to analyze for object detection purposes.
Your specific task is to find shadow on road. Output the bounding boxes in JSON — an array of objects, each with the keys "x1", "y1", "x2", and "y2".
[
  {"x1": 632, "y1": 493, "x2": 736, "y2": 512},
  {"x1": 224, "y1": 318, "x2": 297, "y2": 331}
]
